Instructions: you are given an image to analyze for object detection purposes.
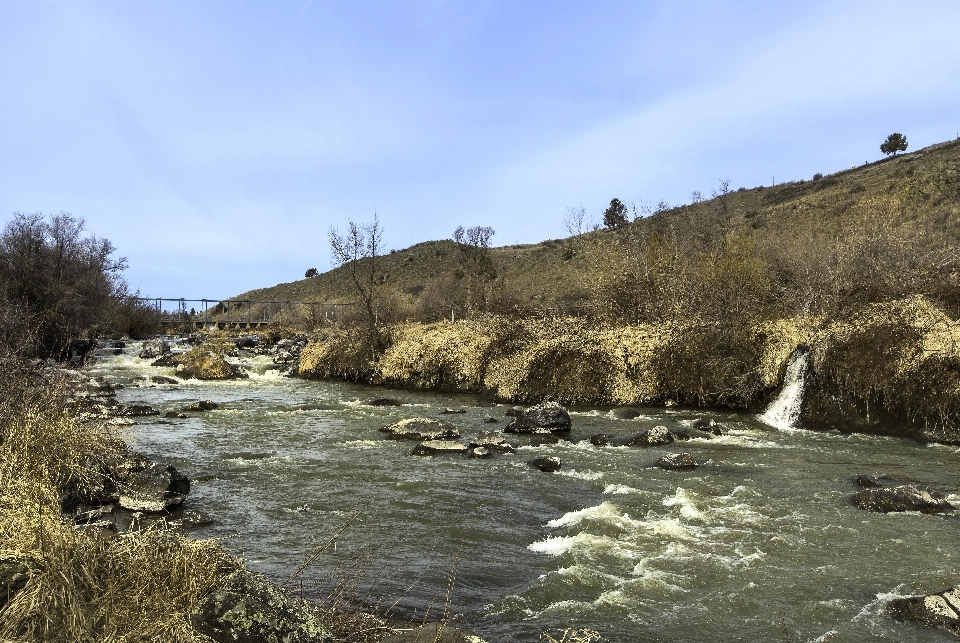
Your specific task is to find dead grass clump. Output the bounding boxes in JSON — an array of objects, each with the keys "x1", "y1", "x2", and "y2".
[
  {"x1": 655, "y1": 323, "x2": 767, "y2": 409},
  {"x1": 510, "y1": 337, "x2": 619, "y2": 405},
  {"x1": 378, "y1": 321, "x2": 493, "y2": 391},
  {"x1": 298, "y1": 326, "x2": 385, "y2": 382}
]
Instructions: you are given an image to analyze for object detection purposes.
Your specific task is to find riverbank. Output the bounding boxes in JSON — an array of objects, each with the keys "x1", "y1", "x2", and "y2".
[{"x1": 297, "y1": 295, "x2": 960, "y2": 444}]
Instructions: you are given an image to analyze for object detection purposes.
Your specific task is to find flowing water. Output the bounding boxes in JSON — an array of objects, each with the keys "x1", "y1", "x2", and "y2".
[{"x1": 87, "y1": 339, "x2": 960, "y2": 643}]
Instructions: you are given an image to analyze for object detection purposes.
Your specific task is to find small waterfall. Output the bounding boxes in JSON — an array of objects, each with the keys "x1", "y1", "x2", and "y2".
[{"x1": 759, "y1": 346, "x2": 810, "y2": 430}]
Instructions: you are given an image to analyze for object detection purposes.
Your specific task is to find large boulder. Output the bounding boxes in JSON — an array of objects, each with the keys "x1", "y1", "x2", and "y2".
[
  {"x1": 887, "y1": 586, "x2": 960, "y2": 636},
  {"x1": 139, "y1": 339, "x2": 170, "y2": 360},
  {"x1": 118, "y1": 463, "x2": 190, "y2": 512},
  {"x1": 380, "y1": 418, "x2": 459, "y2": 441},
  {"x1": 590, "y1": 426, "x2": 675, "y2": 447},
  {"x1": 192, "y1": 569, "x2": 332, "y2": 643},
  {"x1": 505, "y1": 402, "x2": 571, "y2": 434},
  {"x1": 176, "y1": 352, "x2": 247, "y2": 380},
  {"x1": 851, "y1": 485, "x2": 954, "y2": 514},
  {"x1": 236, "y1": 335, "x2": 259, "y2": 349}
]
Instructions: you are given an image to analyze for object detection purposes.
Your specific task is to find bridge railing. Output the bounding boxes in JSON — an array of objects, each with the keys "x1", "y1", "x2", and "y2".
[{"x1": 134, "y1": 298, "x2": 353, "y2": 328}]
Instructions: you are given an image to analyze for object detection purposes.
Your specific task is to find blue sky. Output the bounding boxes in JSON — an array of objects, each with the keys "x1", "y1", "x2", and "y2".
[{"x1": 2, "y1": 0, "x2": 958, "y2": 299}]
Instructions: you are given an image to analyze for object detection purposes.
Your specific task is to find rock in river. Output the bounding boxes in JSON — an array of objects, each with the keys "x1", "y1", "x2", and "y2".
[
  {"x1": 888, "y1": 586, "x2": 960, "y2": 636},
  {"x1": 368, "y1": 398, "x2": 402, "y2": 406},
  {"x1": 591, "y1": 426, "x2": 675, "y2": 447},
  {"x1": 139, "y1": 339, "x2": 169, "y2": 360},
  {"x1": 851, "y1": 484, "x2": 954, "y2": 514},
  {"x1": 118, "y1": 463, "x2": 190, "y2": 512},
  {"x1": 656, "y1": 453, "x2": 698, "y2": 470},
  {"x1": 381, "y1": 418, "x2": 459, "y2": 441},
  {"x1": 192, "y1": 569, "x2": 332, "y2": 643},
  {"x1": 528, "y1": 456, "x2": 562, "y2": 472},
  {"x1": 411, "y1": 440, "x2": 468, "y2": 456},
  {"x1": 505, "y1": 402, "x2": 571, "y2": 434},
  {"x1": 183, "y1": 400, "x2": 219, "y2": 412}
]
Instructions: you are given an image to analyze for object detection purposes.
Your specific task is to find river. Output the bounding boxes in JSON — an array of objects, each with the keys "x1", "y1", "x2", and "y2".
[{"x1": 87, "y1": 338, "x2": 960, "y2": 643}]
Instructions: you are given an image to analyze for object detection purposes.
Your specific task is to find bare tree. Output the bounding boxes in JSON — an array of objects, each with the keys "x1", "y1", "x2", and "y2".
[
  {"x1": 452, "y1": 225, "x2": 498, "y2": 315},
  {"x1": 563, "y1": 205, "x2": 589, "y2": 238},
  {"x1": 329, "y1": 215, "x2": 385, "y2": 344}
]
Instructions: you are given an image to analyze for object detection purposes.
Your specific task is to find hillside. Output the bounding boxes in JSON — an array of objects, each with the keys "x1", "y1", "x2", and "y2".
[{"x1": 234, "y1": 137, "x2": 960, "y2": 319}]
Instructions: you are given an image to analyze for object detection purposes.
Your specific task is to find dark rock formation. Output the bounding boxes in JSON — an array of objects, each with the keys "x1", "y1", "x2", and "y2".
[
  {"x1": 529, "y1": 456, "x2": 562, "y2": 472},
  {"x1": 411, "y1": 440, "x2": 468, "y2": 456},
  {"x1": 121, "y1": 404, "x2": 160, "y2": 417},
  {"x1": 613, "y1": 408, "x2": 641, "y2": 419},
  {"x1": 888, "y1": 586, "x2": 960, "y2": 636},
  {"x1": 118, "y1": 463, "x2": 190, "y2": 512},
  {"x1": 656, "y1": 453, "x2": 698, "y2": 470},
  {"x1": 184, "y1": 400, "x2": 219, "y2": 412},
  {"x1": 151, "y1": 376, "x2": 179, "y2": 385},
  {"x1": 505, "y1": 402, "x2": 571, "y2": 434},
  {"x1": 590, "y1": 426, "x2": 675, "y2": 447},
  {"x1": 192, "y1": 569, "x2": 332, "y2": 643},
  {"x1": 851, "y1": 485, "x2": 954, "y2": 513},
  {"x1": 236, "y1": 335, "x2": 259, "y2": 349},
  {"x1": 381, "y1": 418, "x2": 459, "y2": 441}
]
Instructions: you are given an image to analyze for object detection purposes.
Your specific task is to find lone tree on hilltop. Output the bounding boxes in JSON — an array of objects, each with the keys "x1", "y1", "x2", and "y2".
[
  {"x1": 603, "y1": 198, "x2": 629, "y2": 228},
  {"x1": 880, "y1": 133, "x2": 908, "y2": 157},
  {"x1": 304, "y1": 267, "x2": 319, "y2": 278}
]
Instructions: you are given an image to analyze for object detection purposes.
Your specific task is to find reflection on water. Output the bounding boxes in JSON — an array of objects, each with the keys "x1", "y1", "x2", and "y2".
[{"x1": 88, "y1": 339, "x2": 960, "y2": 643}]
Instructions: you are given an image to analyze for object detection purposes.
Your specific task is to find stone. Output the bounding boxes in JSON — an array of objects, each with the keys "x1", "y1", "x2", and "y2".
[
  {"x1": 152, "y1": 376, "x2": 179, "y2": 385},
  {"x1": 590, "y1": 426, "x2": 675, "y2": 447},
  {"x1": 613, "y1": 408, "x2": 641, "y2": 420},
  {"x1": 482, "y1": 416, "x2": 498, "y2": 424},
  {"x1": 469, "y1": 447, "x2": 492, "y2": 458},
  {"x1": 505, "y1": 402, "x2": 572, "y2": 434},
  {"x1": 139, "y1": 339, "x2": 170, "y2": 360},
  {"x1": 656, "y1": 453, "x2": 698, "y2": 470},
  {"x1": 692, "y1": 418, "x2": 723, "y2": 435},
  {"x1": 151, "y1": 354, "x2": 180, "y2": 367},
  {"x1": 86, "y1": 376, "x2": 115, "y2": 395},
  {"x1": 888, "y1": 586, "x2": 960, "y2": 636},
  {"x1": 368, "y1": 398, "x2": 403, "y2": 406},
  {"x1": 411, "y1": 440, "x2": 469, "y2": 456},
  {"x1": 382, "y1": 623, "x2": 479, "y2": 643},
  {"x1": 441, "y1": 408, "x2": 467, "y2": 414},
  {"x1": 163, "y1": 411, "x2": 180, "y2": 418},
  {"x1": 118, "y1": 463, "x2": 190, "y2": 512},
  {"x1": 469, "y1": 432, "x2": 515, "y2": 453},
  {"x1": 236, "y1": 335, "x2": 259, "y2": 349},
  {"x1": 529, "y1": 456, "x2": 561, "y2": 472},
  {"x1": 184, "y1": 400, "x2": 219, "y2": 412},
  {"x1": 380, "y1": 418, "x2": 459, "y2": 441},
  {"x1": 851, "y1": 485, "x2": 954, "y2": 514},
  {"x1": 192, "y1": 569, "x2": 332, "y2": 643},
  {"x1": 0, "y1": 558, "x2": 39, "y2": 609}
]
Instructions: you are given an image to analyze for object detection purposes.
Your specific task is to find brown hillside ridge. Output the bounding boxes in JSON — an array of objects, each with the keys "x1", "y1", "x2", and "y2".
[
  {"x1": 241, "y1": 137, "x2": 960, "y2": 443},
  {"x1": 236, "y1": 137, "x2": 960, "y2": 316}
]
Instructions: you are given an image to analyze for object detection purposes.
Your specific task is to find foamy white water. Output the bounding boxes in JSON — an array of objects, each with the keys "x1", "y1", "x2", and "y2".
[{"x1": 759, "y1": 348, "x2": 810, "y2": 430}]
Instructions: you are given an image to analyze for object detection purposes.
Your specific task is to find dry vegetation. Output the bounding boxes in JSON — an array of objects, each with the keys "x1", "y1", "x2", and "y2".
[{"x1": 291, "y1": 139, "x2": 960, "y2": 441}]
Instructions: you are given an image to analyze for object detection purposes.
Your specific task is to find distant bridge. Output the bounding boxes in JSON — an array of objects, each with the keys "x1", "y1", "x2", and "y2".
[{"x1": 135, "y1": 298, "x2": 353, "y2": 330}]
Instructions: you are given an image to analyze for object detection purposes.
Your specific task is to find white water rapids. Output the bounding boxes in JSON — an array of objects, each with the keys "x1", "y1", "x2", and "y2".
[{"x1": 759, "y1": 348, "x2": 810, "y2": 430}]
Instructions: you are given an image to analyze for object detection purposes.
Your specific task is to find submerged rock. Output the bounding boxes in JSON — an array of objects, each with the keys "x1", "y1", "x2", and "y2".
[
  {"x1": 118, "y1": 463, "x2": 190, "y2": 512},
  {"x1": 613, "y1": 408, "x2": 641, "y2": 419},
  {"x1": 368, "y1": 397, "x2": 403, "y2": 406},
  {"x1": 192, "y1": 569, "x2": 333, "y2": 643},
  {"x1": 656, "y1": 453, "x2": 698, "y2": 470},
  {"x1": 888, "y1": 586, "x2": 960, "y2": 636},
  {"x1": 121, "y1": 404, "x2": 160, "y2": 417},
  {"x1": 528, "y1": 456, "x2": 562, "y2": 472},
  {"x1": 441, "y1": 407, "x2": 467, "y2": 414},
  {"x1": 505, "y1": 402, "x2": 571, "y2": 433},
  {"x1": 151, "y1": 376, "x2": 179, "y2": 385},
  {"x1": 692, "y1": 418, "x2": 723, "y2": 435},
  {"x1": 851, "y1": 485, "x2": 954, "y2": 514},
  {"x1": 469, "y1": 431, "x2": 515, "y2": 453},
  {"x1": 411, "y1": 440, "x2": 469, "y2": 456},
  {"x1": 469, "y1": 447, "x2": 492, "y2": 459},
  {"x1": 381, "y1": 418, "x2": 459, "y2": 441}
]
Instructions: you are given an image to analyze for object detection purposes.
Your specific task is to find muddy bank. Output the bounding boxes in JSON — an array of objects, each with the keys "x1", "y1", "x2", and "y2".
[{"x1": 296, "y1": 296, "x2": 960, "y2": 443}]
